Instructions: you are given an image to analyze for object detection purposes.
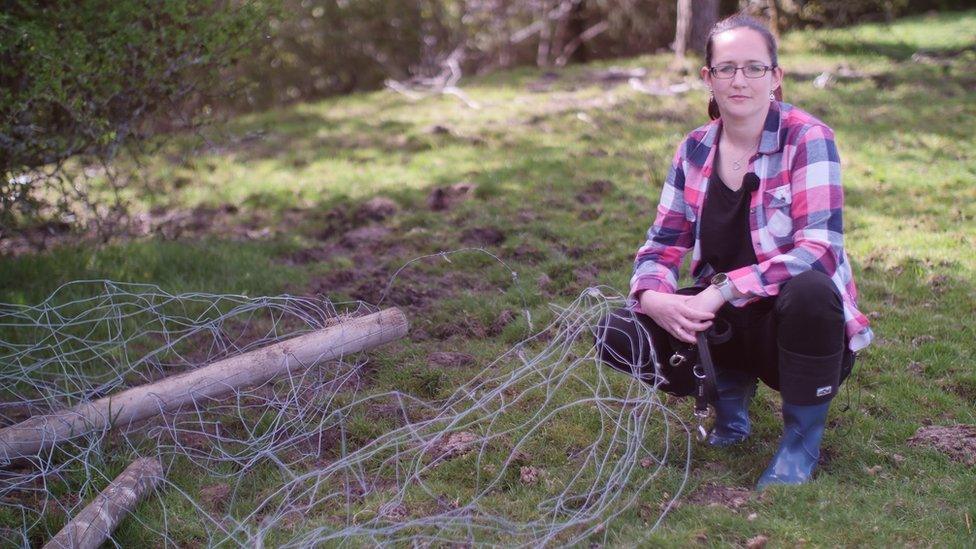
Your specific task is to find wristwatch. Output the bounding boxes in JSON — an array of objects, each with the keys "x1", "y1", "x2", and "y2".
[{"x1": 711, "y1": 272, "x2": 735, "y2": 302}]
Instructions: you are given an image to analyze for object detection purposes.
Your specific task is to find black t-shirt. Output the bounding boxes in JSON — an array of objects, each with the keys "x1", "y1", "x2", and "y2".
[
  {"x1": 698, "y1": 164, "x2": 767, "y2": 328},
  {"x1": 699, "y1": 168, "x2": 759, "y2": 275}
]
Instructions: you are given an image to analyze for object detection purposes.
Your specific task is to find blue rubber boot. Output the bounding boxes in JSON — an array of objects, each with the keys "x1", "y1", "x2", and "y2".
[
  {"x1": 707, "y1": 368, "x2": 757, "y2": 447},
  {"x1": 756, "y1": 400, "x2": 831, "y2": 490}
]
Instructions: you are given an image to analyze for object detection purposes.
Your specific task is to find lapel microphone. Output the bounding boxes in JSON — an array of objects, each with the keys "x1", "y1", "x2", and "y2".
[{"x1": 743, "y1": 172, "x2": 761, "y2": 193}]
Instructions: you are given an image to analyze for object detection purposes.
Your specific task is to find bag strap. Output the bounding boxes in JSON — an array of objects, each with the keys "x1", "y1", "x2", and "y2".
[{"x1": 669, "y1": 318, "x2": 733, "y2": 440}]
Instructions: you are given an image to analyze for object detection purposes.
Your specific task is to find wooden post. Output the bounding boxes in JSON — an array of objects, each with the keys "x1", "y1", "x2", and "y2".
[
  {"x1": 0, "y1": 308, "x2": 409, "y2": 462},
  {"x1": 44, "y1": 457, "x2": 163, "y2": 549}
]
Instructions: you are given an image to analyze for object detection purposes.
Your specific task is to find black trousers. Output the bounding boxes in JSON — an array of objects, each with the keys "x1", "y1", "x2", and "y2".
[{"x1": 595, "y1": 271, "x2": 855, "y2": 405}]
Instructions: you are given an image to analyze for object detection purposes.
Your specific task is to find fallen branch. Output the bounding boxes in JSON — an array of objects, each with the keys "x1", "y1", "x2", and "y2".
[
  {"x1": 43, "y1": 457, "x2": 163, "y2": 549},
  {"x1": 555, "y1": 20, "x2": 609, "y2": 67},
  {"x1": 384, "y1": 46, "x2": 481, "y2": 109},
  {"x1": 0, "y1": 308, "x2": 409, "y2": 462}
]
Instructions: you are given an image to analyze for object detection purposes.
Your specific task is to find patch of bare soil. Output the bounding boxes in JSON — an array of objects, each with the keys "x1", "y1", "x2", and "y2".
[
  {"x1": 461, "y1": 227, "x2": 506, "y2": 247},
  {"x1": 365, "y1": 400, "x2": 423, "y2": 427},
  {"x1": 578, "y1": 208, "x2": 602, "y2": 221},
  {"x1": 562, "y1": 264, "x2": 600, "y2": 295},
  {"x1": 489, "y1": 309, "x2": 516, "y2": 336},
  {"x1": 575, "y1": 179, "x2": 615, "y2": 205},
  {"x1": 199, "y1": 483, "x2": 232, "y2": 511},
  {"x1": 427, "y1": 352, "x2": 475, "y2": 368},
  {"x1": 511, "y1": 242, "x2": 546, "y2": 262},
  {"x1": 379, "y1": 502, "x2": 409, "y2": 521},
  {"x1": 355, "y1": 197, "x2": 399, "y2": 222},
  {"x1": 562, "y1": 245, "x2": 587, "y2": 259},
  {"x1": 519, "y1": 466, "x2": 543, "y2": 485},
  {"x1": 308, "y1": 261, "x2": 494, "y2": 318},
  {"x1": 340, "y1": 225, "x2": 392, "y2": 248},
  {"x1": 427, "y1": 182, "x2": 477, "y2": 211},
  {"x1": 682, "y1": 483, "x2": 753, "y2": 510},
  {"x1": 427, "y1": 431, "x2": 478, "y2": 464},
  {"x1": 907, "y1": 424, "x2": 976, "y2": 465},
  {"x1": 746, "y1": 534, "x2": 769, "y2": 548},
  {"x1": 911, "y1": 335, "x2": 935, "y2": 348},
  {"x1": 0, "y1": 203, "x2": 308, "y2": 257}
]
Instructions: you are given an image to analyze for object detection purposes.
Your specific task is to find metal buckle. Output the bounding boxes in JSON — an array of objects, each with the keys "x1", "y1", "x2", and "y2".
[{"x1": 694, "y1": 409, "x2": 709, "y2": 441}]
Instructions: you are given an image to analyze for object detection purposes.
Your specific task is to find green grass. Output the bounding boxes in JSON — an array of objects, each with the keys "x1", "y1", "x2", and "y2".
[{"x1": 3, "y1": 9, "x2": 976, "y2": 547}]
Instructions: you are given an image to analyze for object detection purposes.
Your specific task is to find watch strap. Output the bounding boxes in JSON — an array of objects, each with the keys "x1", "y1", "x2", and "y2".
[{"x1": 717, "y1": 281, "x2": 735, "y2": 302}]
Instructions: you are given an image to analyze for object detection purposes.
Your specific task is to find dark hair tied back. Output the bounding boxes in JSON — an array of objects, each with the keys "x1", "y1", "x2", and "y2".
[{"x1": 705, "y1": 14, "x2": 782, "y2": 120}]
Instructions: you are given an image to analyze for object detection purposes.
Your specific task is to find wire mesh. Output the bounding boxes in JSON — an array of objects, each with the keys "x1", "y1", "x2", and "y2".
[{"x1": 0, "y1": 255, "x2": 693, "y2": 547}]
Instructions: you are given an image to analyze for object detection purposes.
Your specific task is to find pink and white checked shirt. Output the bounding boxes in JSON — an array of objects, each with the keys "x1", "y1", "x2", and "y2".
[{"x1": 629, "y1": 101, "x2": 874, "y2": 351}]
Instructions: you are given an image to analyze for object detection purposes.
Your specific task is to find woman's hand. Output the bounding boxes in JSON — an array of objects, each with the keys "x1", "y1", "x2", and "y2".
[{"x1": 639, "y1": 290, "x2": 715, "y2": 344}]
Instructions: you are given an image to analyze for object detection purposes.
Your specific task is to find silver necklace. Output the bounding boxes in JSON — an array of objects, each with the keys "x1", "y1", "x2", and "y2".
[
  {"x1": 729, "y1": 145, "x2": 756, "y2": 171},
  {"x1": 732, "y1": 158, "x2": 748, "y2": 170}
]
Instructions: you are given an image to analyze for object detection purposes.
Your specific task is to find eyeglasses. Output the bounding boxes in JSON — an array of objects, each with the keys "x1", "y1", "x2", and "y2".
[{"x1": 709, "y1": 63, "x2": 776, "y2": 79}]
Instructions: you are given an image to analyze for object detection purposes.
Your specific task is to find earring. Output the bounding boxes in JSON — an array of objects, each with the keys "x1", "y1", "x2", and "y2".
[
  {"x1": 769, "y1": 91, "x2": 775, "y2": 101},
  {"x1": 709, "y1": 88, "x2": 714, "y2": 98}
]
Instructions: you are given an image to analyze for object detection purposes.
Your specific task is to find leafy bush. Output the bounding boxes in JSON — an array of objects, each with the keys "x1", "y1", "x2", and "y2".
[{"x1": 0, "y1": 0, "x2": 270, "y2": 231}]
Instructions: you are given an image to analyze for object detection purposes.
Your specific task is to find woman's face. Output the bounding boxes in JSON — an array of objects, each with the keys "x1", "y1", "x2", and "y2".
[{"x1": 701, "y1": 27, "x2": 783, "y2": 121}]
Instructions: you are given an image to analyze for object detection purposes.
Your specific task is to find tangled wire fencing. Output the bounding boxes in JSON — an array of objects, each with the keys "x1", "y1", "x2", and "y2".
[{"x1": 0, "y1": 269, "x2": 693, "y2": 546}]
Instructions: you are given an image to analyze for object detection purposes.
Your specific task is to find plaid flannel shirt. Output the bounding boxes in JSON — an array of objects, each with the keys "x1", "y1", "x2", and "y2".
[{"x1": 628, "y1": 101, "x2": 874, "y2": 352}]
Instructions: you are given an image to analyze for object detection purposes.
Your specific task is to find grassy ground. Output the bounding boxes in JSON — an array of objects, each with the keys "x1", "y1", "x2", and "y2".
[{"x1": 2, "y1": 9, "x2": 975, "y2": 547}]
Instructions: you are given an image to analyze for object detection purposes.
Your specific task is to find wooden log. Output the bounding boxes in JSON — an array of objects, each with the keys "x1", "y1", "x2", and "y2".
[
  {"x1": 0, "y1": 308, "x2": 408, "y2": 462},
  {"x1": 44, "y1": 457, "x2": 163, "y2": 549}
]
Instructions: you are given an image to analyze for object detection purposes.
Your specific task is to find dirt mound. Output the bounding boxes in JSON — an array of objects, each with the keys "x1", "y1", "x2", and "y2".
[
  {"x1": 341, "y1": 225, "x2": 392, "y2": 248},
  {"x1": 428, "y1": 431, "x2": 478, "y2": 462},
  {"x1": 683, "y1": 483, "x2": 753, "y2": 510},
  {"x1": 575, "y1": 179, "x2": 614, "y2": 205},
  {"x1": 199, "y1": 483, "x2": 231, "y2": 511},
  {"x1": 461, "y1": 227, "x2": 505, "y2": 246},
  {"x1": 427, "y1": 352, "x2": 475, "y2": 368},
  {"x1": 907, "y1": 424, "x2": 976, "y2": 465},
  {"x1": 746, "y1": 534, "x2": 769, "y2": 548},
  {"x1": 356, "y1": 197, "x2": 399, "y2": 222},
  {"x1": 427, "y1": 182, "x2": 477, "y2": 211},
  {"x1": 519, "y1": 466, "x2": 542, "y2": 485},
  {"x1": 489, "y1": 309, "x2": 516, "y2": 335}
]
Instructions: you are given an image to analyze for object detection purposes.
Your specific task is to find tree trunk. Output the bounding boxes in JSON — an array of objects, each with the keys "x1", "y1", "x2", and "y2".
[
  {"x1": 673, "y1": 0, "x2": 692, "y2": 64},
  {"x1": 690, "y1": 0, "x2": 719, "y2": 55},
  {"x1": 0, "y1": 308, "x2": 409, "y2": 462},
  {"x1": 768, "y1": 0, "x2": 781, "y2": 39},
  {"x1": 566, "y1": 0, "x2": 588, "y2": 64},
  {"x1": 537, "y1": 1, "x2": 553, "y2": 67}
]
